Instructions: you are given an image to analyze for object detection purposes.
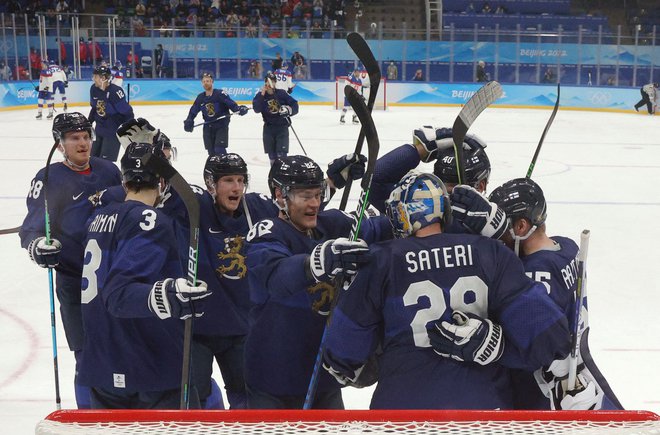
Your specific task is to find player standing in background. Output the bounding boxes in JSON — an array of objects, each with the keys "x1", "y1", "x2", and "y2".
[
  {"x1": 88, "y1": 65, "x2": 134, "y2": 162},
  {"x1": 273, "y1": 62, "x2": 294, "y2": 94},
  {"x1": 183, "y1": 73, "x2": 249, "y2": 157},
  {"x1": 78, "y1": 143, "x2": 211, "y2": 409},
  {"x1": 634, "y1": 82, "x2": 659, "y2": 115},
  {"x1": 244, "y1": 155, "x2": 387, "y2": 409},
  {"x1": 19, "y1": 112, "x2": 122, "y2": 408},
  {"x1": 110, "y1": 61, "x2": 124, "y2": 88},
  {"x1": 323, "y1": 172, "x2": 570, "y2": 409},
  {"x1": 49, "y1": 59, "x2": 68, "y2": 113},
  {"x1": 339, "y1": 68, "x2": 362, "y2": 125},
  {"x1": 252, "y1": 72, "x2": 299, "y2": 165},
  {"x1": 488, "y1": 178, "x2": 607, "y2": 410},
  {"x1": 35, "y1": 60, "x2": 53, "y2": 120}
]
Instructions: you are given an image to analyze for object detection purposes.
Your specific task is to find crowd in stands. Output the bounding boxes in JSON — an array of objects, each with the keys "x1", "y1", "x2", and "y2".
[
  {"x1": 0, "y1": 0, "x2": 86, "y2": 27},
  {"x1": 106, "y1": 0, "x2": 348, "y2": 39}
]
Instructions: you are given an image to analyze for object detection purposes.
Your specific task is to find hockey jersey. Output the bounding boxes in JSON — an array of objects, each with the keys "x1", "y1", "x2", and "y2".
[
  {"x1": 88, "y1": 82, "x2": 134, "y2": 137},
  {"x1": 274, "y1": 66, "x2": 294, "y2": 93},
  {"x1": 244, "y1": 210, "x2": 391, "y2": 397},
  {"x1": 252, "y1": 88, "x2": 299, "y2": 126},
  {"x1": 78, "y1": 200, "x2": 185, "y2": 393},
  {"x1": 185, "y1": 89, "x2": 241, "y2": 129},
  {"x1": 323, "y1": 232, "x2": 571, "y2": 409}
]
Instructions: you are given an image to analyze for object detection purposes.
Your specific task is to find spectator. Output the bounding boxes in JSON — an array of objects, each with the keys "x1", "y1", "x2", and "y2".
[
  {"x1": 411, "y1": 69, "x2": 423, "y2": 81},
  {"x1": 0, "y1": 61, "x2": 11, "y2": 81},
  {"x1": 247, "y1": 60, "x2": 263, "y2": 78},
  {"x1": 311, "y1": 21, "x2": 322, "y2": 38},
  {"x1": 543, "y1": 68, "x2": 556, "y2": 84},
  {"x1": 482, "y1": 2, "x2": 492, "y2": 13},
  {"x1": 271, "y1": 52, "x2": 283, "y2": 71},
  {"x1": 154, "y1": 43, "x2": 165, "y2": 77},
  {"x1": 134, "y1": 19, "x2": 147, "y2": 37},
  {"x1": 56, "y1": 38, "x2": 67, "y2": 65},
  {"x1": 87, "y1": 38, "x2": 103, "y2": 64},
  {"x1": 291, "y1": 51, "x2": 306, "y2": 79},
  {"x1": 135, "y1": 1, "x2": 146, "y2": 17},
  {"x1": 387, "y1": 61, "x2": 398, "y2": 80},
  {"x1": 30, "y1": 47, "x2": 41, "y2": 80},
  {"x1": 476, "y1": 60, "x2": 489, "y2": 82},
  {"x1": 606, "y1": 76, "x2": 615, "y2": 86},
  {"x1": 79, "y1": 38, "x2": 88, "y2": 64}
]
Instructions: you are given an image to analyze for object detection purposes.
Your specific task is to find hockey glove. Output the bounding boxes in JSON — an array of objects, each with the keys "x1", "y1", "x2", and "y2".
[
  {"x1": 323, "y1": 353, "x2": 378, "y2": 388},
  {"x1": 412, "y1": 126, "x2": 456, "y2": 163},
  {"x1": 64, "y1": 82, "x2": 68, "y2": 88},
  {"x1": 28, "y1": 236, "x2": 62, "y2": 268},
  {"x1": 278, "y1": 105, "x2": 293, "y2": 117},
  {"x1": 183, "y1": 118, "x2": 194, "y2": 132},
  {"x1": 430, "y1": 311, "x2": 504, "y2": 366},
  {"x1": 116, "y1": 117, "x2": 162, "y2": 149},
  {"x1": 450, "y1": 185, "x2": 507, "y2": 239},
  {"x1": 537, "y1": 358, "x2": 604, "y2": 410},
  {"x1": 237, "y1": 105, "x2": 249, "y2": 116},
  {"x1": 148, "y1": 278, "x2": 211, "y2": 320},
  {"x1": 327, "y1": 153, "x2": 367, "y2": 189},
  {"x1": 309, "y1": 237, "x2": 371, "y2": 283}
]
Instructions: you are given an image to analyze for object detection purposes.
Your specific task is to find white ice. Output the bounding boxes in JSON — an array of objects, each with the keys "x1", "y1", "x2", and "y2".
[{"x1": 0, "y1": 104, "x2": 659, "y2": 434}]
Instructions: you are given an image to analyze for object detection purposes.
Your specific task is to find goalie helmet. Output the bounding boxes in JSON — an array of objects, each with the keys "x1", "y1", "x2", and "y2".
[
  {"x1": 488, "y1": 177, "x2": 547, "y2": 227},
  {"x1": 433, "y1": 136, "x2": 491, "y2": 188},
  {"x1": 268, "y1": 155, "x2": 325, "y2": 199},
  {"x1": 92, "y1": 65, "x2": 112, "y2": 81},
  {"x1": 386, "y1": 171, "x2": 451, "y2": 238},
  {"x1": 203, "y1": 153, "x2": 249, "y2": 191},
  {"x1": 52, "y1": 112, "x2": 94, "y2": 144},
  {"x1": 120, "y1": 142, "x2": 166, "y2": 187}
]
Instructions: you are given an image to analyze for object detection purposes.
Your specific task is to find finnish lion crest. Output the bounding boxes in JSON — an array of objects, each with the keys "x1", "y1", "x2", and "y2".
[{"x1": 216, "y1": 236, "x2": 247, "y2": 280}]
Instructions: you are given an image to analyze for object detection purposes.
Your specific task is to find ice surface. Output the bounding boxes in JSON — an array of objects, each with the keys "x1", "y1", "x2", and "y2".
[{"x1": 1, "y1": 104, "x2": 658, "y2": 433}]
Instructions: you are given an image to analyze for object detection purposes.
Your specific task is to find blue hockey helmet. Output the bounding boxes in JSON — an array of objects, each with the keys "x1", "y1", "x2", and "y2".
[
  {"x1": 52, "y1": 112, "x2": 94, "y2": 144},
  {"x1": 488, "y1": 177, "x2": 547, "y2": 227},
  {"x1": 433, "y1": 131, "x2": 491, "y2": 188},
  {"x1": 204, "y1": 153, "x2": 249, "y2": 191},
  {"x1": 121, "y1": 142, "x2": 166, "y2": 187},
  {"x1": 386, "y1": 171, "x2": 451, "y2": 238},
  {"x1": 268, "y1": 155, "x2": 325, "y2": 200}
]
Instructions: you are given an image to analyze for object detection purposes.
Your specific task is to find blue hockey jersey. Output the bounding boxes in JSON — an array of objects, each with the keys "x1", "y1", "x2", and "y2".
[
  {"x1": 252, "y1": 89, "x2": 299, "y2": 126},
  {"x1": 323, "y1": 232, "x2": 570, "y2": 409},
  {"x1": 244, "y1": 210, "x2": 391, "y2": 397},
  {"x1": 88, "y1": 82, "x2": 134, "y2": 137},
  {"x1": 19, "y1": 158, "x2": 122, "y2": 279},
  {"x1": 186, "y1": 89, "x2": 241, "y2": 129},
  {"x1": 78, "y1": 200, "x2": 185, "y2": 393}
]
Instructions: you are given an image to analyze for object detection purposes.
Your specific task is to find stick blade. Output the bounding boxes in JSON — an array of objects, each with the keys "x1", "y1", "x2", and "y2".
[{"x1": 345, "y1": 85, "x2": 379, "y2": 190}]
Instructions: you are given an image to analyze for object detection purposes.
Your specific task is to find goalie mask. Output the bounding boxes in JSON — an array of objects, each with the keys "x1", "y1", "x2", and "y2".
[
  {"x1": 434, "y1": 136, "x2": 491, "y2": 189},
  {"x1": 386, "y1": 171, "x2": 451, "y2": 238},
  {"x1": 203, "y1": 153, "x2": 249, "y2": 193}
]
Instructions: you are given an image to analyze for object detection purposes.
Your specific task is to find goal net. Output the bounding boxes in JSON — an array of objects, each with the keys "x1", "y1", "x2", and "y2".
[
  {"x1": 36, "y1": 409, "x2": 660, "y2": 435},
  {"x1": 335, "y1": 76, "x2": 387, "y2": 110}
]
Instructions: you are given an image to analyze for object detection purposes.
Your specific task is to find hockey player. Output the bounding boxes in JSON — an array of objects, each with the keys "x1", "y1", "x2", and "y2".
[
  {"x1": 110, "y1": 60, "x2": 124, "y2": 88},
  {"x1": 339, "y1": 67, "x2": 362, "y2": 125},
  {"x1": 78, "y1": 142, "x2": 211, "y2": 409},
  {"x1": 488, "y1": 178, "x2": 611, "y2": 410},
  {"x1": 634, "y1": 82, "x2": 659, "y2": 114},
  {"x1": 19, "y1": 112, "x2": 122, "y2": 408},
  {"x1": 88, "y1": 65, "x2": 134, "y2": 162},
  {"x1": 322, "y1": 172, "x2": 570, "y2": 409},
  {"x1": 244, "y1": 155, "x2": 389, "y2": 409},
  {"x1": 252, "y1": 72, "x2": 299, "y2": 165},
  {"x1": 49, "y1": 60, "x2": 68, "y2": 113},
  {"x1": 183, "y1": 72, "x2": 249, "y2": 157},
  {"x1": 35, "y1": 60, "x2": 53, "y2": 120},
  {"x1": 274, "y1": 61, "x2": 294, "y2": 94}
]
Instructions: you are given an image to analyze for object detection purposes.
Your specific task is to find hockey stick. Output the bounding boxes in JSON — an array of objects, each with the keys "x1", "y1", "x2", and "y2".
[
  {"x1": 141, "y1": 153, "x2": 200, "y2": 410},
  {"x1": 193, "y1": 109, "x2": 250, "y2": 128},
  {"x1": 286, "y1": 117, "x2": 308, "y2": 156},
  {"x1": 0, "y1": 225, "x2": 21, "y2": 235},
  {"x1": 304, "y1": 85, "x2": 380, "y2": 409},
  {"x1": 43, "y1": 142, "x2": 62, "y2": 410},
  {"x1": 338, "y1": 32, "x2": 381, "y2": 211},
  {"x1": 452, "y1": 81, "x2": 503, "y2": 184},
  {"x1": 567, "y1": 229, "x2": 590, "y2": 390},
  {"x1": 526, "y1": 83, "x2": 560, "y2": 178}
]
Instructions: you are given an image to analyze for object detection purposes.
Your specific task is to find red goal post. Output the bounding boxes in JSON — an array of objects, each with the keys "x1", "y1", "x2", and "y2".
[
  {"x1": 335, "y1": 76, "x2": 387, "y2": 110},
  {"x1": 36, "y1": 409, "x2": 660, "y2": 435}
]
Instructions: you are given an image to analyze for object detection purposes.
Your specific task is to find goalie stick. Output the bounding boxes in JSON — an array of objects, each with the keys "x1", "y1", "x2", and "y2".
[
  {"x1": 338, "y1": 32, "x2": 381, "y2": 211},
  {"x1": 452, "y1": 81, "x2": 503, "y2": 184},
  {"x1": 304, "y1": 84, "x2": 380, "y2": 409},
  {"x1": 526, "y1": 83, "x2": 560, "y2": 178},
  {"x1": 141, "y1": 153, "x2": 200, "y2": 410},
  {"x1": 43, "y1": 142, "x2": 62, "y2": 410}
]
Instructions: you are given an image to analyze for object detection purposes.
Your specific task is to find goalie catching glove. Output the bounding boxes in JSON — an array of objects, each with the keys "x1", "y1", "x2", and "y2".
[
  {"x1": 430, "y1": 311, "x2": 504, "y2": 366},
  {"x1": 148, "y1": 278, "x2": 211, "y2": 320},
  {"x1": 412, "y1": 126, "x2": 456, "y2": 163},
  {"x1": 327, "y1": 153, "x2": 367, "y2": 189},
  {"x1": 117, "y1": 118, "x2": 163, "y2": 149},
  {"x1": 28, "y1": 236, "x2": 62, "y2": 268},
  {"x1": 308, "y1": 238, "x2": 371, "y2": 283},
  {"x1": 450, "y1": 185, "x2": 507, "y2": 239}
]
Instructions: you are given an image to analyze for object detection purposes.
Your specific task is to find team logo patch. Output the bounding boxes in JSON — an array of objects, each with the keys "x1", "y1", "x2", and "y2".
[
  {"x1": 216, "y1": 236, "x2": 247, "y2": 280},
  {"x1": 205, "y1": 102, "x2": 216, "y2": 117},
  {"x1": 307, "y1": 282, "x2": 335, "y2": 315},
  {"x1": 96, "y1": 100, "x2": 106, "y2": 117},
  {"x1": 267, "y1": 99, "x2": 281, "y2": 114}
]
